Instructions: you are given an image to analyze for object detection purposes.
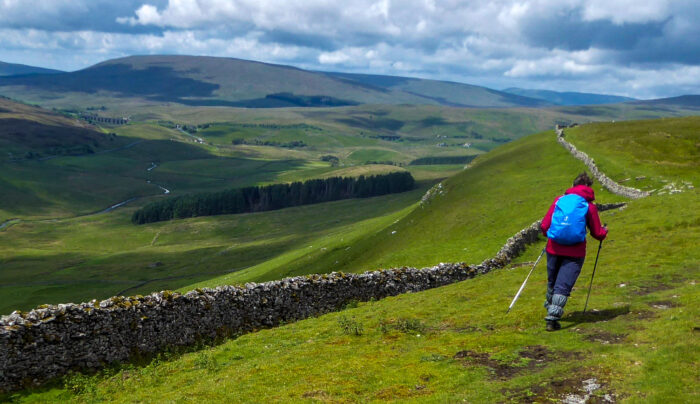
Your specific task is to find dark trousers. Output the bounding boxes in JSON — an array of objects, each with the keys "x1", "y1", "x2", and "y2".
[{"x1": 546, "y1": 253, "x2": 584, "y2": 297}]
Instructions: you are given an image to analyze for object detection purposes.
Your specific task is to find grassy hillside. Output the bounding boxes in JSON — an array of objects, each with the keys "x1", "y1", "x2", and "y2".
[
  {"x1": 503, "y1": 88, "x2": 635, "y2": 105},
  {"x1": 2, "y1": 103, "x2": 468, "y2": 313},
  {"x1": 0, "y1": 106, "x2": 607, "y2": 310},
  {"x1": 1, "y1": 90, "x2": 698, "y2": 314},
  {"x1": 0, "y1": 61, "x2": 62, "y2": 77},
  {"x1": 564, "y1": 117, "x2": 700, "y2": 192},
  {"x1": 0, "y1": 98, "x2": 158, "y2": 219},
  {"x1": 1, "y1": 100, "x2": 428, "y2": 220},
  {"x1": 0, "y1": 99, "x2": 593, "y2": 221},
  {"x1": 7, "y1": 117, "x2": 698, "y2": 403},
  {"x1": 323, "y1": 72, "x2": 550, "y2": 107},
  {"x1": 0, "y1": 97, "x2": 101, "y2": 153},
  {"x1": 0, "y1": 186, "x2": 425, "y2": 315},
  {"x1": 191, "y1": 123, "x2": 619, "y2": 287},
  {"x1": 0, "y1": 55, "x2": 547, "y2": 109},
  {"x1": 628, "y1": 95, "x2": 700, "y2": 108}
]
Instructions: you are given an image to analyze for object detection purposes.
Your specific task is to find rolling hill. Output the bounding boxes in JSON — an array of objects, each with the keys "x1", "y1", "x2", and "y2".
[
  {"x1": 0, "y1": 61, "x2": 62, "y2": 77},
  {"x1": 7, "y1": 117, "x2": 698, "y2": 402},
  {"x1": 322, "y1": 72, "x2": 551, "y2": 107},
  {"x1": 1, "y1": 97, "x2": 698, "y2": 314},
  {"x1": 0, "y1": 55, "x2": 549, "y2": 108},
  {"x1": 628, "y1": 94, "x2": 700, "y2": 108},
  {"x1": 0, "y1": 97, "x2": 104, "y2": 156},
  {"x1": 0, "y1": 97, "x2": 165, "y2": 220},
  {"x1": 503, "y1": 88, "x2": 635, "y2": 105}
]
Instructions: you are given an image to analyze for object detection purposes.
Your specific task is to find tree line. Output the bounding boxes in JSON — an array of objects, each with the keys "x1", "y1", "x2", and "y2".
[
  {"x1": 409, "y1": 155, "x2": 476, "y2": 165},
  {"x1": 132, "y1": 171, "x2": 415, "y2": 224},
  {"x1": 231, "y1": 138, "x2": 307, "y2": 148}
]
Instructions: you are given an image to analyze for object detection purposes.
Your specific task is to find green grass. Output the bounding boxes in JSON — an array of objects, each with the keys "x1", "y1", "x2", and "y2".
[
  {"x1": 2, "y1": 97, "x2": 698, "y2": 324},
  {"x1": 0, "y1": 157, "x2": 156, "y2": 219},
  {"x1": 564, "y1": 117, "x2": 699, "y2": 192},
  {"x1": 2, "y1": 105, "x2": 492, "y2": 312},
  {"x1": 404, "y1": 164, "x2": 465, "y2": 181},
  {"x1": 347, "y1": 148, "x2": 404, "y2": 163},
  {"x1": 4, "y1": 95, "x2": 696, "y2": 220},
  {"x1": 8, "y1": 117, "x2": 698, "y2": 403},
  {"x1": 184, "y1": 123, "x2": 623, "y2": 291},
  {"x1": 0, "y1": 186, "x2": 426, "y2": 314},
  {"x1": 0, "y1": 120, "x2": 409, "y2": 219},
  {"x1": 197, "y1": 123, "x2": 327, "y2": 147},
  {"x1": 239, "y1": 127, "x2": 619, "y2": 276}
]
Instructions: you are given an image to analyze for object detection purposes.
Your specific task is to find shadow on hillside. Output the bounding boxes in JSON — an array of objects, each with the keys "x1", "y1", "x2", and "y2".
[{"x1": 560, "y1": 306, "x2": 631, "y2": 329}]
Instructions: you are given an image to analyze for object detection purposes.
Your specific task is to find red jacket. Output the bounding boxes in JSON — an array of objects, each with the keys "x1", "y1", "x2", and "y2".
[{"x1": 541, "y1": 185, "x2": 608, "y2": 258}]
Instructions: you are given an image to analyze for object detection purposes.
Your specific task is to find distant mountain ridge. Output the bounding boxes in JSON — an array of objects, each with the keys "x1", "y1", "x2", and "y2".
[
  {"x1": 628, "y1": 94, "x2": 700, "y2": 108},
  {"x1": 0, "y1": 61, "x2": 63, "y2": 77},
  {"x1": 0, "y1": 55, "x2": 549, "y2": 108},
  {"x1": 503, "y1": 88, "x2": 635, "y2": 105},
  {"x1": 321, "y1": 72, "x2": 551, "y2": 108}
]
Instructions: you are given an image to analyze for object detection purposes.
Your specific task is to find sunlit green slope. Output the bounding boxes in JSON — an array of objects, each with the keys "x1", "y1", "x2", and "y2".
[
  {"x1": 0, "y1": 187, "x2": 424, "y2": 315},
  {"x1": 11, "y1": 117, "x2": 698, "y2": 403},
  {"x1": 193, "y1": 122, "x2": 621, "y2": 287}
]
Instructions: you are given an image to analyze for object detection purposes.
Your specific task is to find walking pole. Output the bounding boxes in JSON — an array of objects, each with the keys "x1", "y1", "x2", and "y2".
[
  {"x1": 583, "y1": 239, "x2": 604, "y2": 314},
  {"x1": 507, "y1": 247, "x2": 546, "y2": 313}
]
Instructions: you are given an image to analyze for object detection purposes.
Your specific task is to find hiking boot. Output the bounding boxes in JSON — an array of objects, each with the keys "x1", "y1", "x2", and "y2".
[{"x1": 546, "y1": 320, "x2": 561, "y2": 332}]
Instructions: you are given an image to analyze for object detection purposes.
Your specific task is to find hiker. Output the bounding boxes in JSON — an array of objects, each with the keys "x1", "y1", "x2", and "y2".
[{"x1": 540, "y1": 172, "x2": 607, "y2": 331}]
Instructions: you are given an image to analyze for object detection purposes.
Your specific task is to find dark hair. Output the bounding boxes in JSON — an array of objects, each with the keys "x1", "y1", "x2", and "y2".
[{"x1": 573, "y1": 172, "x2": 593, "y2": 187}]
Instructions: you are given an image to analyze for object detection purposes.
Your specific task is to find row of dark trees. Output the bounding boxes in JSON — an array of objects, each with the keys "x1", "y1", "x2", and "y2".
[
  {"x1": 132, "y1": 171, "x2": 415, "y2": 224},
  {"x1": 231, "y1": 138, "x2": 307, "y2": 148},
  {"x1": 409, "y1": 155, "x2": 476, "y2": 165}
]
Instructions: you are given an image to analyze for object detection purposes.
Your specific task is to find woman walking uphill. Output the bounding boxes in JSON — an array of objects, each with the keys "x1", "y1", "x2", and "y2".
[{"x1": 541, "y1": 172, "x2": 607, "y2": 331}]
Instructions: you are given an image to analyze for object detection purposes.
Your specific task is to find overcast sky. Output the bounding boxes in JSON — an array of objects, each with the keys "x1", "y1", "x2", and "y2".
[{"x1": 1, "y1": 0, "x2": 698, "y2": 99}]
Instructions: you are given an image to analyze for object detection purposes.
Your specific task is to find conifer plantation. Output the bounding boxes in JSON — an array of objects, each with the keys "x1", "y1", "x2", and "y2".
[
  {"x1": 131, "y1": 172, "x2": 415, "y2": 224},
  {"x1": 409, "y1": 155, "x2": 477, "y2": 165}
]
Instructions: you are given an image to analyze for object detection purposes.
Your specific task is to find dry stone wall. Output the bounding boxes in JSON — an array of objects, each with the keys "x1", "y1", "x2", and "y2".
[
  {"x1": 0, "y1": 205, "x2": 623, "y2": 392},
  {"x1": 556, "y1": 127, "x2": 650, "y2": 199},
  {"x1": 0, "y1": 266, "x2": 487, "y2": 392}
]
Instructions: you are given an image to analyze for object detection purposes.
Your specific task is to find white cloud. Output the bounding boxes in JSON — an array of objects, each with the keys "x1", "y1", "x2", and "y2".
[
  {"x1": 318, "y1": 47, "x2": 382, "y2": 66},
  {"x1": 497, "y1": 1, "x2": 530, "y2": 30},
  {"x1": 117, "y1": 4, "x2": 161, "y2": 25},
  {"x1": 506, "y1": 58, "x2": 603, "y2": 78},
  {"x1": 581, "y1": 0, "x2": 670, "y2": 24},
  {"x1": 319, "y1": 50, "x2": 350, "y2": 64},
  {"x1": 0, "y1": 0, "x2": 698, "y2": 98},
  {"x1": 505, "y1": 48, "x2": 609, "y2": 78}
]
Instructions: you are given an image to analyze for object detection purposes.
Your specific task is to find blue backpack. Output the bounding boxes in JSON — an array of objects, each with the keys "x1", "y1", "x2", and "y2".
[{"x1": 547, "y1": 194, "x2": 589, "y2": 245}]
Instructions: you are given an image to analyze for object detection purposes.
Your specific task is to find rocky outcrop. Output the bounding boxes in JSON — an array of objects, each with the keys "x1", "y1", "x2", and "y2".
[{"x1": 556, "y1": 128, "x2": 649, "y2": 199}]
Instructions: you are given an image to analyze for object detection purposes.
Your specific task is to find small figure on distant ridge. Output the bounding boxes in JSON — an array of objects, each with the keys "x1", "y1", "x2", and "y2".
[{"x1": 540, "y1": 172, "x2": 608, "y2": 331}]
